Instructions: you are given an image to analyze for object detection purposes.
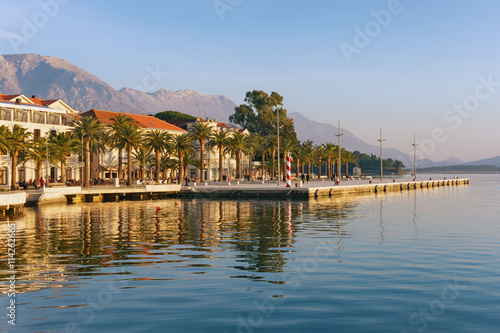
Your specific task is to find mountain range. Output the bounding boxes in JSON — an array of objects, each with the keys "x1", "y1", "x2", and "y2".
[{"x1": 1, "y1": 53, "x2": 498, "y2": 168}]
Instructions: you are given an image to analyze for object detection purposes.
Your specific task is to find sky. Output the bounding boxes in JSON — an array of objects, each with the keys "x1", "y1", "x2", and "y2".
[{"x1": 1, "y1": 0, "x2": 500, "y2": 162}]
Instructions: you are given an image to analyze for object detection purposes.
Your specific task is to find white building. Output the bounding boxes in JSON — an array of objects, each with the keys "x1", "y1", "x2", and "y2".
[
  {"x1": 177, "y1": 118, "x2": 251, "y2": 181},
  {"x1": 0, "y1": 94, "x2": 80, "y2": 187}
]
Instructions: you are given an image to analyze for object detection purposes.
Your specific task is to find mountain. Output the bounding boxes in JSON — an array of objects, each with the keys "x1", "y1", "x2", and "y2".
[
  {"x1": 0, "y1": 54, "x2": 236, "y2": 121},
  {"x1": 465, "y1": 156, "x2": 500, "y2": 168},
  {"x1": 0, "y1": 53, "x2": 482, "y2": 168}
]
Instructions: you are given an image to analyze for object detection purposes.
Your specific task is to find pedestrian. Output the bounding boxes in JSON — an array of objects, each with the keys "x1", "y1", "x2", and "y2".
[
  {"x1": 39, "y1": 177, "x2": 45, "y2": 188},
  {"x1": 306, "y1": 174, "x2": 309, "y2": 182},
  {"x1": 301, "y1": 173, "x2": 305, "y2": 182},
  {"x1": 185, "y1": 177, "x2": 189, "y2": 187}
]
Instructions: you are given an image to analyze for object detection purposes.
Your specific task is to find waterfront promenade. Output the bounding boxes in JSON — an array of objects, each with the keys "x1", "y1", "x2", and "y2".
[
  {"x1": 180, "y1": 177, "x2": 469, "y2": 199},
  {"x1": 0, "y1": 177, "x2": 469, "y2": 213}
]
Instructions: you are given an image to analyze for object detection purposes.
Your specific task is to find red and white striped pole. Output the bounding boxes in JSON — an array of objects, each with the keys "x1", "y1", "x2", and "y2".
[{"x1": 286, "y1": 152, "x2": 292, "y2": 187}]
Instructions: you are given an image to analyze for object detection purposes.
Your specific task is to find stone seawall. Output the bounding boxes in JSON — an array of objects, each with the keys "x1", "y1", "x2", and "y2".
[{"x1": 179, "y1": 179, "x2": 470, "y2": 199}]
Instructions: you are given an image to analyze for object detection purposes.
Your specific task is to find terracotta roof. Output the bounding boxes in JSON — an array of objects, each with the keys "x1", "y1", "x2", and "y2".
[
  {"x1": 83, "y1": 109, "x2": 187, "y2": 132},
  {"x1": 28, "y1": 97, "x2": 46, "y2": 106},
  {"x1": 0, "y1": 94, "x2": 52, "y2": 107},
  {"x1": 0, "y1": 94, "x2": 23, "y2": 102}
]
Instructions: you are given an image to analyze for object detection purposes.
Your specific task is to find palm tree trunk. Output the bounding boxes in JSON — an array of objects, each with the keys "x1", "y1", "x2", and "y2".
[
  {"x1": 127, "y1": 147, "x2": 132, "y2": 186},
  {"x1": 117, "y1": 148, "x2": 122, "y2": 180},
  {"x1": 61, "y1": 161, "x2": 66, "y2": 184},
  {"x1": 318, "y1": 159, "x2": 322, "y2": 179},
  {"x1": 219, "y1": 146, "x2": 223, "y2": 182},
  {"x1": 85, "y1": 140, "x2": 91, "y2": 187},
  {"x1": 327, "y1": 158, "x2": 331, "y2": 179},
  {"x1": 248, "y1": 153, "x2": 252, "y2": 180},
  {"x1": 261, "y1": 153, "x2": 265, "y2": 180},
  {"x1": 236, "y1": 151, "x2": 241, "y2": 180},
  {"x1": 156, "y1": 149, "x2": 161, "y2": 184},
  {"x1": 178, "y1": 151, "x2": 184, "y2": 181},
  {"x1": 346, "y1": 162, "x2": 349, "y2": 177},
  {"x1": 200, "y1": 140, "x2": 205, "y2": 182},
  {"x1": 296, "y1": 158, "x2": 300, "y2": 179}
]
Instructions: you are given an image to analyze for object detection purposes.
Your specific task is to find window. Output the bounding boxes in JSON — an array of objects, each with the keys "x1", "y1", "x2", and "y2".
[{"x1": 34, "y1": 129, "x2": 41, "y2": 141}]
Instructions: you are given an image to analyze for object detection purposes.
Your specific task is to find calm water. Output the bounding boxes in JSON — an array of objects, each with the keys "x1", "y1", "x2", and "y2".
[{"x1": 1, "y1": 174, "x2": 499, "y2": 332}]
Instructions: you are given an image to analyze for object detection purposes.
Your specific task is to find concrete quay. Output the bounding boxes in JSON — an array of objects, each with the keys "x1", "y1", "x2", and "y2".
[
  {"x1": 0, "y1": 178, "x2": 470, "y2": 213},
  {"x1": 179, "y1": 178, "x2": 470, "y2": 199},
  {"x1": 0, "y1": 192, "x2": 26, "y2": 215}
]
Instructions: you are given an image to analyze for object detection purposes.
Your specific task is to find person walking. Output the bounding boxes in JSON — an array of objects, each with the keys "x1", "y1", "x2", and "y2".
[{"x1": 184, "y1": 176, "x2": 189, "y2": 187}]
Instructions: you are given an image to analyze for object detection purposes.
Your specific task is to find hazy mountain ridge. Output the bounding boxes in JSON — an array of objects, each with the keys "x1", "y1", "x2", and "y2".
[
  {"x1": 465, "y1": 156, "x2": 500, "y2": 168},
  {"x1": 0, "y1": 54, "x2": 236, "y2": 120}
]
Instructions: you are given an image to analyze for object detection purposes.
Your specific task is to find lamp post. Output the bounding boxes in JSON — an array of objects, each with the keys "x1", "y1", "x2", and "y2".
[
  {"x1": 378, "y1": 128, "x2": 385, "y2": 181},
  {"x1": 412, "y1": 134, "x2": 418, "y2": 181},
  {"x1": 45, "y1": 132, "x2": 50, "y2": 184},
  {"x1": 81, "y1": 133, "x2": 84, "y2": 186},
  {"x1": 334, "y1": 120, "x2": 343, "y2": 183}
]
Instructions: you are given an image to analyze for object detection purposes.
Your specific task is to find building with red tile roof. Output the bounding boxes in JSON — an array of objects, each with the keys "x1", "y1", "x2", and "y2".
[{"x1": 82, "y1": 109, "x2": 186, "y2": 134}]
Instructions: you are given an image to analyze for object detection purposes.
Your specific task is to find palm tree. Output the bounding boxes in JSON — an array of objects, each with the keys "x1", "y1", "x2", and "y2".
[
  {"x1": 49, "y1": 132, "x2": 80, "y2": 184},
  {"x1": 114, "y1": 123, "x2": 143, "y2": 186},
  {"x1": 108, "y1": 115, "x2": 135, "y2": 180},
  {"x1": 72, "y1": 117, "x2": 105, "y2": 187},
  {"x1": 189, "y1": 122, "x2": 213, "y2": 182},
  {"x1": 0, "y1": 125, "x2": 9, "y2": 154},
  {"x1": 323, "y1": 142, "x2": 337, "y2": 180},
  {"x1": 314, "y1": 144, "x2": 326, "y2": 179},
  {"x1": 160, "y1": 155, "x2": 178, "y2": 180},
  {"x1": 207, "y1": 129, "x2": 230, "y2": 182},
  {"x1": 302, "y1": 142, "x2": 315, "y2": 180},
  {"x1": 133, "y1": 144, "x2": 154, "y2": 179},
  {"x1": 344, "y1": 150, "x2": 358, "y2": 177},
  {"x1": 27, "y1": 137, "x2": 58, "y2": 184},
  {"x1": 292, "y1": 142, "x2": 303, "y2": 179},
  {"x1": 6, "y1": 125, "x2": 32, "y2": 190},
  {"x1": 255, "y1": 135, "x2": 272, "y2": 180},
  {"x1": 173, "y1": 134, "x2": 195, "y2": 182},
  {"x1": 144, "y1": 130, "x2": 172, "y2": 184},
  {"x1": 227, "y1": 131, "x2": 248, "y2": 180},
  {"x1": 245, "y1": 132, "x2": 260, "y2": 180}
]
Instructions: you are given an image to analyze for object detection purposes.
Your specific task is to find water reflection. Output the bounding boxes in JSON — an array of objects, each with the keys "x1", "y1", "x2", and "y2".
[{"x1": 0, "y1": 197, "x2": 359, "y2": 296}]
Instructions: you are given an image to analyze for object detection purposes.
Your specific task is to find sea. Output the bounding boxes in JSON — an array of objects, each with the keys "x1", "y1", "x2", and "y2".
[{"x1": 1, "y1": 174, "x2": 499, "y2": 332}]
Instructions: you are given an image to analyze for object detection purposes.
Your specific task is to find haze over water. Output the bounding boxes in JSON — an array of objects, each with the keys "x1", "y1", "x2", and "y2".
[{"x1": 1, "y1": 174, "x2": 499, "y2": 332}]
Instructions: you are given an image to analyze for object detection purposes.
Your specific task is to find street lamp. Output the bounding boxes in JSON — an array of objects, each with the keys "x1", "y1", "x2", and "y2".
[
  {"x1": 412, "y1": 134, "x2": 418, "y2": 181},
  {"x1": 45, "y1": 132, "x2": 50, "y2": 184},
  {"x1": 378, "y1": 128, "x2": 385, "y2": 181},
  {"x1": 335, "y1": 120, "x2": 343, "y2": 183}
]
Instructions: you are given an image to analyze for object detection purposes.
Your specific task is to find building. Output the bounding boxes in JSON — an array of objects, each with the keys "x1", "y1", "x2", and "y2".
[{"x1": 0, "y1": 94, "x2": 80, "y2": 186}]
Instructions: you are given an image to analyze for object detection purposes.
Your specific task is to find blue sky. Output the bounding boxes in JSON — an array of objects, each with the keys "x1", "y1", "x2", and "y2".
[{"x1": 1, "y1": 0, "x2": 500, "y2": 162}]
